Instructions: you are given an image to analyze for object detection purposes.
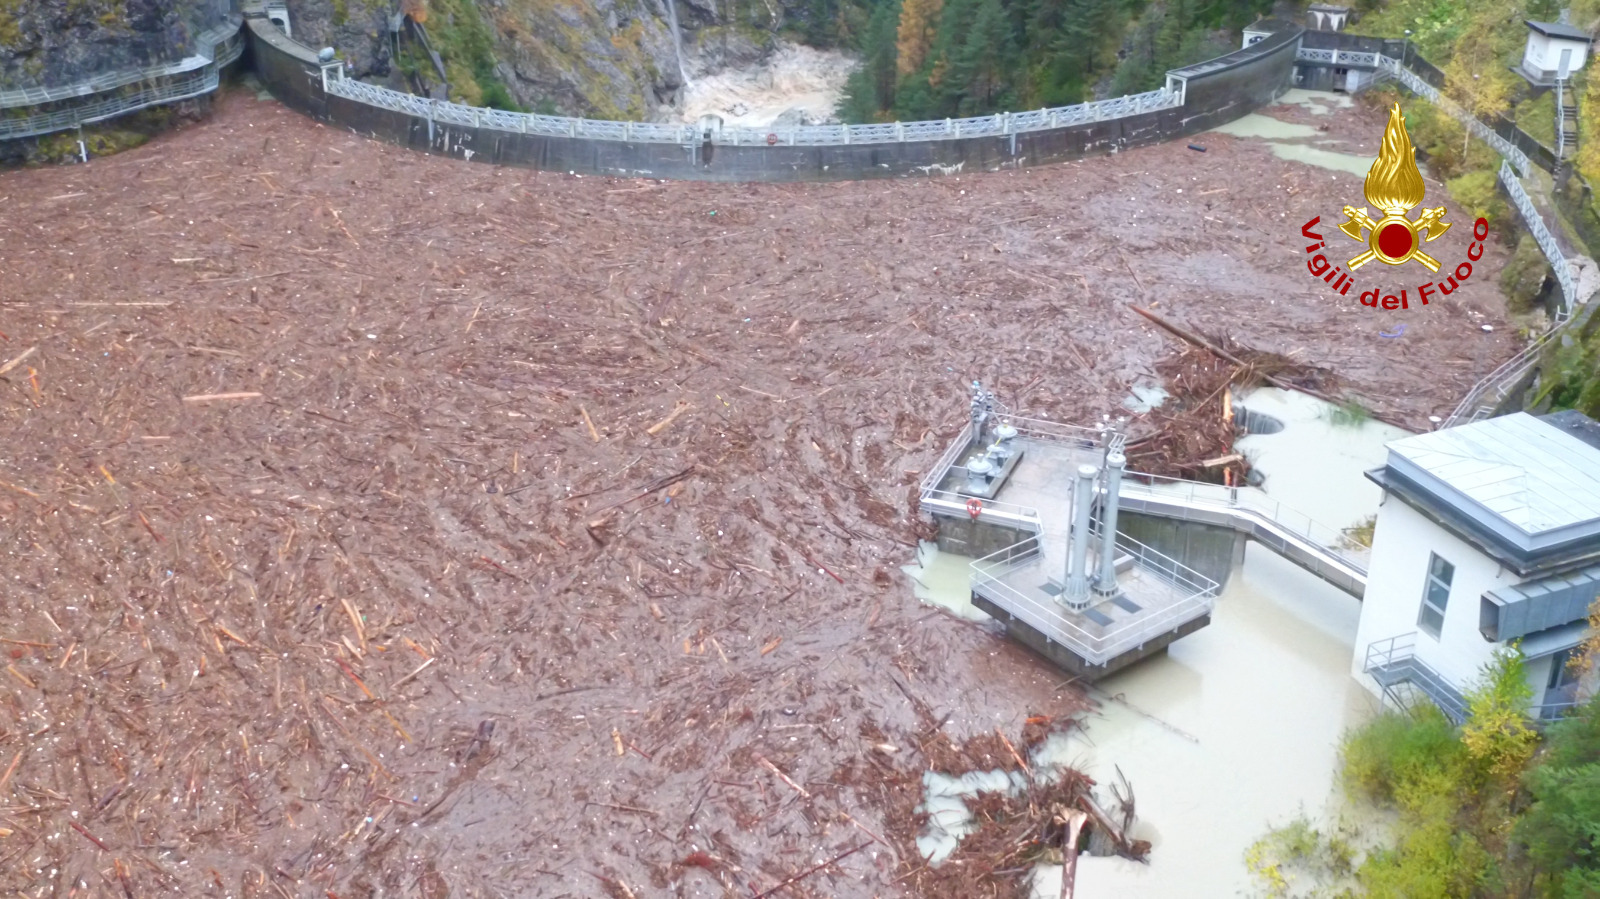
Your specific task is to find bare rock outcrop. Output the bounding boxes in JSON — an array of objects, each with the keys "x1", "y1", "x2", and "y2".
[
  {"x1": 0, "y1": 0, "x2": 231, "y2": 90},
  {"x1": 284, "y1": 0, "x2": 805, "y2": 120}
]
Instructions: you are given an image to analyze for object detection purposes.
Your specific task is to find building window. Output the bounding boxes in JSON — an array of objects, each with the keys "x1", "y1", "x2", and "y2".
[
  {"x1": 1544, "y1": 648, "x2": 1581, "y2": 719},
  {"x1": 1418, "y1": 553, "x2": 1453, "y2": 638}
]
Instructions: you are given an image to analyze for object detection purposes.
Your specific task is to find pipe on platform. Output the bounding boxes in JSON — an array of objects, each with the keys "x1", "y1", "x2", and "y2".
[
  {"x1": 1096, "y1": 452, "x2": 1126, "y2": 596},
  {"x1": 1066, "y1": 463, "x2": 1099, "y2": 604}
]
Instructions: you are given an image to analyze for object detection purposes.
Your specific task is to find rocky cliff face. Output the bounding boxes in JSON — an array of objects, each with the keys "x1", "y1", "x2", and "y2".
[
  {"x1": 284, "y1": 0, "x2": 800, "y2": 120},
  {"x1": 0, "y1": 0, "x2": 230, "y2": 90}
]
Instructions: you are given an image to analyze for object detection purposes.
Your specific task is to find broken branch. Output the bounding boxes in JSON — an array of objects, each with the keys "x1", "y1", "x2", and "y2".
[
  {"x1": 0, "y1": 347, "x2": 37, "y2": 378},
  {"x1": 182, "y1": 392, "x2": 263, "y2": 404},
  {"x1": 646, "y1": 400, "x2": 692, "y2": 436}
]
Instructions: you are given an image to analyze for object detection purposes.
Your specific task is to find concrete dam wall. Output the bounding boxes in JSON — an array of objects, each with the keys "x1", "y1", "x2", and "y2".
[{"x1": 243, "y1": 9, "x2": 1303, "y2": 182}]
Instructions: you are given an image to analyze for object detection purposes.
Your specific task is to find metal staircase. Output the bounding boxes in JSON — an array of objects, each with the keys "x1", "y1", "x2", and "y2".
[
  {"x1": 1558, "y1": 78, "x2": 1578, "y2": 163},
  {"x1": 1363, "y1": 633, "x2": 1468, "y2": 724}
]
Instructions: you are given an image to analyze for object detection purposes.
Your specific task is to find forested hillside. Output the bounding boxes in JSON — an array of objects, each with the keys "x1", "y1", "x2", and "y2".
[
  {"x1": 1348, "y1": 0, "x2": 1600, "y2": 440},
  {"x1": 833, "y1": 0, "x2": 1270, "y2": 121}
]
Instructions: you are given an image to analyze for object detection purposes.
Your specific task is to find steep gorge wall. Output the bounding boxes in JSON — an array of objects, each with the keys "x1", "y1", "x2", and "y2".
[
  {"x1": 283, "y1": 0, "x2": 805, "y2": 120},
  {"x1": 0, "y1": 0, "x2": 230, "y2": 89}
]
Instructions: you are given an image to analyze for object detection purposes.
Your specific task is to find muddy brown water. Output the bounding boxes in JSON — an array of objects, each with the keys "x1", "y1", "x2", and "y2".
[{"x1": 0, "y1": 89, "x2": 1514, "y2": 896}]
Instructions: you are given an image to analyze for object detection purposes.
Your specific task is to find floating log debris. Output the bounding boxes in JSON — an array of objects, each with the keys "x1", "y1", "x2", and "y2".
[{"x1": 855, "y1": 710, "x2": 1149, "y2": 899}]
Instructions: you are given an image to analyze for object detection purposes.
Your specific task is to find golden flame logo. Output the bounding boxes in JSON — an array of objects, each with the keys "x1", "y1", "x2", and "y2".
[{"x1": 1337, "y1": 103, "x2": 1450, "y2": 271}]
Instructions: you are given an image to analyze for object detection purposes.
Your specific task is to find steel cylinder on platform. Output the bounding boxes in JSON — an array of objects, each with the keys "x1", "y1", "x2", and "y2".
[{"x1": 1065, "y1": 463, "x2": 1098, "y2": 606}]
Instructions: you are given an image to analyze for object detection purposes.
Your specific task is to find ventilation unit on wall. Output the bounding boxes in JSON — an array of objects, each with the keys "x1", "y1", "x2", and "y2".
[{"x1": 266, "y1": 2, "x2": 291, "y2": 37}]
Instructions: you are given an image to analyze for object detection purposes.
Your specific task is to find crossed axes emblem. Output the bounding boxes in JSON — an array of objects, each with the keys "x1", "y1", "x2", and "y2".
[{"x1": 1337, "y1": 204, "x2": 1451, "y2": 272}]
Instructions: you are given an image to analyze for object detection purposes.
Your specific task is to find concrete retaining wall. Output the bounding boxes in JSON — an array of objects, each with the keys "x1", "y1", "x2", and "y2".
[
  {"x1": 1118, "y1": 511, "x2": 1246, "y2": 591},
  {"x1": 245, "y1": 14, "x2": 1302, "y2": 181},
  {"x1": 244, "y1": 11, "x2": 326, "y2": 120},
  {"x1": 933, "y1": 514, "x2": 1035, "y2": 560}
]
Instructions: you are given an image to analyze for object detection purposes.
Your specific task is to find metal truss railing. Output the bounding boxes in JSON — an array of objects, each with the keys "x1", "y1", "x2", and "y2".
[
  {"x1": 0, "y1": 1, "x2": 238, "y2": 109},
  {"x1": 323, "y1": 63, "x2": 1180, "y2": 148},
  {"x1": 0, "y1": 19, "x2": 243, "y2": 141}
]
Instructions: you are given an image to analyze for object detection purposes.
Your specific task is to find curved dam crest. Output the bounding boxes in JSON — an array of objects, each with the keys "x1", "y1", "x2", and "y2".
[{"x1": 244, "y1": 3, "x2": 1305, "y2": 182}]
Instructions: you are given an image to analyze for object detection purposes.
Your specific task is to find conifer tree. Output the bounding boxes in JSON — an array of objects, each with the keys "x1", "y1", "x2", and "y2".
[
  {"x1": 896, "y1": 0, "x2": 944, "y2": 75},
  {"x1": 838, "y1": 0, "x2": 901, "y2": 120},
  {"x1": 952, "y1": 0, "x2": 1017, "y2": 113}
]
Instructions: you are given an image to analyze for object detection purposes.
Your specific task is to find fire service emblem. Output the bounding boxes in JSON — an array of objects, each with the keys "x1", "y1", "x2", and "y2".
[
  {"x1": 1339, "y1": 103, "x2": 1451, "y2": 271},
  {"x1": 1300, "y1": 102, "x2": 1491, "y2": 311}
]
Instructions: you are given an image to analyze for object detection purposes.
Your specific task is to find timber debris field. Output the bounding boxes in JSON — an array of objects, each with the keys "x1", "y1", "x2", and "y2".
[{"x1": 0, "y1": 87, "x2": 1518, "y2": 895}]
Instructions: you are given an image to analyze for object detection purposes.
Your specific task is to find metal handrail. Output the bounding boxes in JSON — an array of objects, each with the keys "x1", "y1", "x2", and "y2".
[
  {"x1": 1533, "y1": 699, "x2": 1581, "y2": 721},
  {"x1": 1377, "y1": 56, "x2": 1532, "y2": 177},
  {"x1": 1098, "y1": 524, "x2": 1222, "y2": 599},
  {"x1": 1557, "y1": 78, "x2": 1568, "y2": 161},
  {"x1": 1363, "y1": 632, "x2": 1468, "y2": 723},
  {"x1": 1294, "y1": 47, "x2": 1379, "y2": 68},
  {"x1": 918, "y1": 422, "x2": 976, "y2": 498},
  {"x1": 1002, "y1": 415, "x2": 1104, "y2": 446},
  {"x1": 1500, "y1": 160, "x2": 1577, "y2": 321},
  {"x1": 1363, "y1": 631, "x2": 1415, "y2": 670},
  {"x1": 919, "y1": 488, "x2": 1042, "y2": 529},
  {"x1": 1439, "y1": 163, "x2": 1575, "y2": 428},
  {"x1": 1442, "y1": 322, "x2": 1558, "y2": 426},
  {"x1": 1119, "y1": 470, "x2": 1371, "y2": 571},
  {"x1": 970, "y1": 529, "x2": 1218, "y2": 666},
  {"x1": 0, "y1": 3, "x2": 239, "y2": 108},
  {"x1": 322, "y1": 63, "x2": 1181, "y2": 147},
  {"x1": 0, "y1": 21, "x2": 243, "y2": 140}
]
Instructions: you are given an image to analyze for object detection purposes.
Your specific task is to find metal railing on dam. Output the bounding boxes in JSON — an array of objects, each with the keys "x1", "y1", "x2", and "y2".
[
  {"x1": 255, "y1": 17, "x2": 1302, "y2": 180},
  {"x1": 322, "y1": 66, "x2": 1183, "y2": 148},
  {"x1": 1117, "y1": 473, "x2": 1370, "y2": 598},
  {"x1": 917, "y1": 410, "x2": 1369, "y2": 599}
]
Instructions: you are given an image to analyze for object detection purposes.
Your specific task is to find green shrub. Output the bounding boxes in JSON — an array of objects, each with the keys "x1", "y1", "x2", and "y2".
[
  {"x1": 1460, "y1": 645, "x2": 1538, "y2": 783},
  {"x1": 1500, "y1": 233, "x2": 1551, "y2": 315},
  {"x1": 1515, "y1": 90, "x2": 1557, "y2": 147},
  {"x1": 1340, "y1": 514, "x2": 1377, "y2": 550},
  {"x1": 1325, "y1": 398, "x2": 1374, "y2": 428},
  {"x1": 1538, "y1": 326, "x2": 1600, "y2": 414},
  {"x1": 1341, "y1": 705, "x2": 1462, "y2": 805},
  {"x1": 1577, "y1": 376, "x2": 1600, "y2": 420},
  {"x1": 1357, "y1": 812, "x2": 1492, "y2": 899},
  {"x1": 479, "y1": 80, "x2": 518, "y2": 112},
  {"x1": 1445, "y1": 169, "x2": 1509, "y2": 228},
  {"x1": 431, "y1": 0, "x2": 522, "y2": 112},
  {"x1": 0, "y1": 0, "x2": 21, "y2": 48},
  {"x1": 1245, "y1": 816, "x2": 1359, "y2": 897}
]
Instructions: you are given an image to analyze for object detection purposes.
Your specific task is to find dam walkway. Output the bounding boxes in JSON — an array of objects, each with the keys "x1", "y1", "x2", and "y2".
[
  {"x1": 1116, "y1": 476, "x2": 1369, "y2": 598},
  {"x1": 921, "y1": 418, "x2": 1370, "y2": 601}
]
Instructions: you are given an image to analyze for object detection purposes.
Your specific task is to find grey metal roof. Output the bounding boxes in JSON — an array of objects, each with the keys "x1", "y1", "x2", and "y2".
[
  {"x1": 1526, "y1": 19, "x2": 1594, "y2": 41},
  {"x1": 1385, "y1": 413, "x2": 1600, "y2": 543}
]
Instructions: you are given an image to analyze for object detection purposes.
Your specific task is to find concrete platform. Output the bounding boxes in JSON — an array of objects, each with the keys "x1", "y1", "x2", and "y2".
[
  {"x1": 920, "y1": 415, "x2": 1222, "y2": 680},
  {"x1": 970, "y1": 536, "x2": 1217, "y2": 678}
]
